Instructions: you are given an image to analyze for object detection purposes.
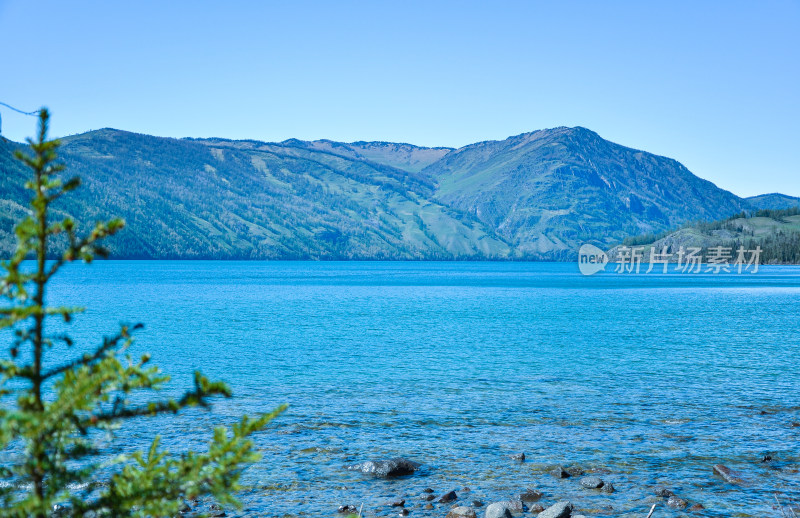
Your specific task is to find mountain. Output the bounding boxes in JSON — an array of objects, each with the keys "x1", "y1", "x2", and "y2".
[
  {"x1": 745, "y1": 193, "x2": 800, "y2": 211},
  {"x1": 608, "y1": 207, "x2": 800, "y2": 264},
  {"x1": 0, "y1": 127, "x2": 753, "y2": 260},
  {"x1": 423, "y1": 127, "x2": 748, "y2": 258}
]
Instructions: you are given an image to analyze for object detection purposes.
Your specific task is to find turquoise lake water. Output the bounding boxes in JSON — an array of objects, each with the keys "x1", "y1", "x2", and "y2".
[{"x1": 25, "y1": 262, "x2": 800, "y2": 516}]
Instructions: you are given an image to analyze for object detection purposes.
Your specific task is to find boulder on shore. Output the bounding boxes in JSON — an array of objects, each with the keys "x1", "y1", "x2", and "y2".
[
  {"x1": 485, "y1": 502, "x2": 512, "y2": 518},
  {"x1": 346, "y1": 458, "x2": 420, "y2": 478},
  {"x1": 537, "y1": 501, "x2": 573, "y2": 518}
]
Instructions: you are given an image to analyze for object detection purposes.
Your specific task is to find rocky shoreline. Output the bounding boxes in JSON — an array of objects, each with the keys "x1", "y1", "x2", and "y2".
[{"x1": 323, "y1": 455, "x2": 796, "y2": 518}]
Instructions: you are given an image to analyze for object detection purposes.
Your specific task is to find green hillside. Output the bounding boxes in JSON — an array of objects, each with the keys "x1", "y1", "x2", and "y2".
[
  {"x1": 0, "y1": 132, "x2": 508, "y2": 259},
  {"x1": 611, "y1": 207, "x2": 800, "y2": 264},
  {"x1": 0, "y1": 126, "x2": 776, "y2": 260}
]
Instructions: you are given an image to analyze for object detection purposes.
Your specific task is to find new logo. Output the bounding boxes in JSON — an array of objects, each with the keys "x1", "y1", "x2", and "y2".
[{"x1": 578, "y1": 244, "x2": 608, "y2": 276}]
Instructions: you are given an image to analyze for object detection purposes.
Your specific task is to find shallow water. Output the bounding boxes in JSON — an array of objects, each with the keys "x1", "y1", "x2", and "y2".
[{"x1": 16, "y1": 262, "x2": 800, "y2": 516}]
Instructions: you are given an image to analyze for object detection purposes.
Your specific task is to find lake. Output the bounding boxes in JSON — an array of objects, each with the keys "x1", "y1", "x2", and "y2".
[{"x1": 33, "y1": 261, "x2": 800, "y2": 516}]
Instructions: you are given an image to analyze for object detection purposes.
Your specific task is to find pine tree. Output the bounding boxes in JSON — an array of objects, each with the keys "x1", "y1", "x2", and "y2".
[{"x1": 0, "y1": 109, "x2": 286, "y2": 517}]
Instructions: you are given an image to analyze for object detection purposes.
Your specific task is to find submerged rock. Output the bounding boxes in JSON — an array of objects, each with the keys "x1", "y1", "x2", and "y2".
[
  {"x1": 510, "y1": 452, "x2": 526, "y2": 462},
  {"x1": 601, "y1": 482, "x2": 615, "y2": 493},
  {"x1": 346, "y1": 458, "x2": 420, "y2": 478},
  {"x1": 537, "y1": 501, "x2": 573, "y2": 518},
  {"x1": 689, "y1": 503, "x2": 705, "y2": 512},
  {"x1": 519, "y1": 489, "x2": 543, "y2": 503},
  {"x1": 551, "y1": 466, "x2": 570, "y2": 478},
  {"x1": 472, "y1": 500, "x2": 484, "y2": 508},
  {"x1": 438, "y1": 490, "x2": 458, "y2": 503},
  {"x1": 654, "y1": 486, "x2": 673, "y2": 497},
  {"x1": 667, "y1": 496, "x2": 688, "y2": 509},
  {"x1": 447, "y1": 507, "x2": 477, "y2": 518},
  {"x1": 579, "y1": 476, "x2": 604, "y2": 489},
  {"x1": 712, "y1": 464, "x2": 744, "y2": 484},
  {"x1": 338, "y1": 505, "x2": 358, "y2": 514},
  {"x1": 565, "y1": 466, "x2": 584, "y2": 477}
]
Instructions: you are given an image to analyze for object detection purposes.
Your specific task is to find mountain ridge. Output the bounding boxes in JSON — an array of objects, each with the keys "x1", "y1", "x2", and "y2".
[{"x1": 0, "y1": 126, "x2": 791, "y2": 260}]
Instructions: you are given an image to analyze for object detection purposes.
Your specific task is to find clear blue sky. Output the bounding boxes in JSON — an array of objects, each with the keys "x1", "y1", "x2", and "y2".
[{"x1": 0, "y1": 0, "x2": 798, "y2": 197}]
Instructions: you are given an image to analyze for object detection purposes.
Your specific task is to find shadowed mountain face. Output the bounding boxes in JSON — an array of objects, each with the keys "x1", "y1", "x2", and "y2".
[{"x1": 0, "y1": 127, "x2": 765, "y2": 260}]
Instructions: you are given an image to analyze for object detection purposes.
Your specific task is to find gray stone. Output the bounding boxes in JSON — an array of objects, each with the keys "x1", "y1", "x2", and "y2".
[
  {"x1": 579, "y1": 476, "x2": 604, "y2": 489},
  {"x1": 551, "y1": 466, "x2": 570, "y2": 478},
  {"x1": 346, "y1": 458, "x2": 420, "y2": 478},
  {"x1": 504, "y1": 499, "x2": 525, "y2": 516},
  {"x1": 601, "y1": 482, "x2": 615, "y2": 493},
  {"x1": 565, "y1": 466, "x2": 585, "y2": 477},
  {"x1": 537, "y1": 501, "x2": 573, "y2": 518},
  {"x1": 447, "y1": 507, "x2": 477, "y2": 518},
  {"x1": 484, "y1": 502, "x2": 512, "y2": 518},
  {"x1": 510, "y1": 452, "x2": 525, "y2": 462}
]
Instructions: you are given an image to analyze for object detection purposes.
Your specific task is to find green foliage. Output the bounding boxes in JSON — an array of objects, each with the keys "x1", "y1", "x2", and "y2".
[{"x1": 0, "y1": 110, "x2": 286, "y2": 517}]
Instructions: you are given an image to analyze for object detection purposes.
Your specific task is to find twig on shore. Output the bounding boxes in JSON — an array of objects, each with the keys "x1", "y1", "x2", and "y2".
[{"x1": 646, "y1": 503, "x2": 656, "y2": 518}]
